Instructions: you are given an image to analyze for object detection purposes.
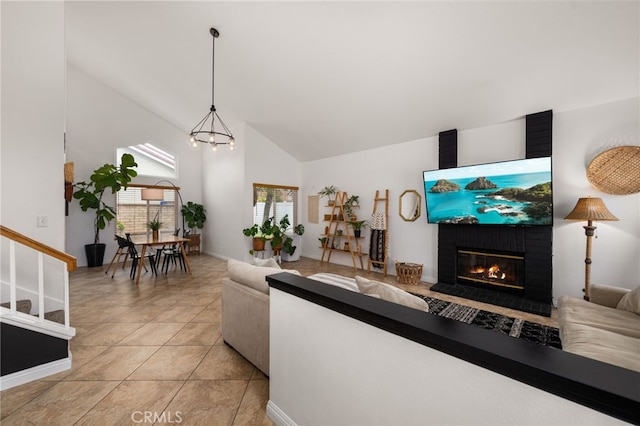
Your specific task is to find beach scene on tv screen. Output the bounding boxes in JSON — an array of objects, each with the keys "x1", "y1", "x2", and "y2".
[{"x1": 423, "y1": 157, "x2": 552, "y2": 225}]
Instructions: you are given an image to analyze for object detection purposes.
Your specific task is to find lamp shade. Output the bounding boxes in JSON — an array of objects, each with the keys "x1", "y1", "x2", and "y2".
[
  {"x1": 564, "y1": 197, "x2": 618, "y2": 221},
  {"x1": 141, "y1": 188, "x2": 164, "y2": 201}
]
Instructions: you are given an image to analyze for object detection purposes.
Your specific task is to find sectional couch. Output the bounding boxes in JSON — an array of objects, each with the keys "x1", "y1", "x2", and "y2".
[
  {"x1": 221, "y1": 259, "x2": 428, "y2": 376},
  {"x1": 558, "y1": 283, "x2": 640, "y2": 372}
]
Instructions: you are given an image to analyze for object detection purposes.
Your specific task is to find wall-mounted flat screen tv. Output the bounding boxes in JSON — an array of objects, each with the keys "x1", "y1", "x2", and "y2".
[{"x1": 423, "y1": 157, "x2": 552, "y2": 225}]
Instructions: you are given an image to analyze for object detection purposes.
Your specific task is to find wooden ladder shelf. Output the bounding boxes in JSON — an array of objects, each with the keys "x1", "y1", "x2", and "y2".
[
  {"x1": 320, "y1": 191, "x2": 366, "y2": 270},
  {"x1": 367, "y1": 189, "x2": 389, "y2": 276}
]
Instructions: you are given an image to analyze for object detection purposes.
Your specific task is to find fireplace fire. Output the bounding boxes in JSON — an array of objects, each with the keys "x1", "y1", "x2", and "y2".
[{"x1": 457, "y1": 248, "x2": 524, "y2": 291}]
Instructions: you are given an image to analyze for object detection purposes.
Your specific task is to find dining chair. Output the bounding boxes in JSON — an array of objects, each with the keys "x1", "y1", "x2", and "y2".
[
  {"x1": 106, "y1": 234, "x2": 130, "y2": 278},
  {"x1": 125, "y1": 234, "x2": 158, "y2": 279},
  {"x1": 156, "y1": 229, "x2": 186, "y2": 274}
]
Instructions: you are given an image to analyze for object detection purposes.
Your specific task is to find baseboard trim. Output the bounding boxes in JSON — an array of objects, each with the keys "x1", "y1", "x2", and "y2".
[
  {"x1": 266, "y1": 400, "x2": 297, "y2": 426},
  {"x1": 0, "y1": 357, "x2": 71, "y2": 391}
]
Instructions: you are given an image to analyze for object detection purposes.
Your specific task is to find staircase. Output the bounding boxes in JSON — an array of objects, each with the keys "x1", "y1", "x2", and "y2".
[{"x1": 0, "y1": 225, "x2": 76, "y2": 391}]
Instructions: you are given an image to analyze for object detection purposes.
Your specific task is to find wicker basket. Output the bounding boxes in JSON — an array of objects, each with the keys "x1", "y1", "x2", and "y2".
[{"x1": 395, "y1": 262, "x2": 423, "y2": 285}]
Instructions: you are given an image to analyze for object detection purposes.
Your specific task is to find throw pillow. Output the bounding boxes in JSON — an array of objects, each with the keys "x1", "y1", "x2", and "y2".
[
  {"x1": 617, "y1": 285, "x2": 640, "y2": 314},
  {"x1": 355, "y1": 276, "x2": 429, "y2": 312},
  {"x1": 253, "y1": 257, "x2": 281, "y2": 269}
]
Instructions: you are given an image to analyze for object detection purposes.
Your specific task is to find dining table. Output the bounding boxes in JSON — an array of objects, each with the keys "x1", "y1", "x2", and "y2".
[{"x1": 129, "y1": 234, "x2": 192, "y2": 285}]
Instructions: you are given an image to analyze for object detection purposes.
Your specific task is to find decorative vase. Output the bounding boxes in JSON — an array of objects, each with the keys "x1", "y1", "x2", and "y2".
[{"x1": 152, "y1": 230, "x2": 159, "y2": 240}]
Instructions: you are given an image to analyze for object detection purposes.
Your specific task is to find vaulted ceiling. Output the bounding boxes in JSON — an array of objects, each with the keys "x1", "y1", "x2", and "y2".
[{"x1": 65, "y1": 1, "x2": 639, "y2": 162}]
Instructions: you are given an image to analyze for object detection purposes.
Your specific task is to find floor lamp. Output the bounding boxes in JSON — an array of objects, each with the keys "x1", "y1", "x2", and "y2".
[
  {"x1": 564, "y1": 197, "x2": 618, "y2": 301},
  {"x1": 142, "y1": 181, "x2": 185, "y2": 236}
]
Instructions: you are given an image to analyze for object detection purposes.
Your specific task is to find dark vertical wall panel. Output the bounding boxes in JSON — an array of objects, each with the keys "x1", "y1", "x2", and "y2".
[
  {"x1": 526, "y1": 110, "x2": 553, "y2": 159},
  {"x1": 438, "y1": 129, "x2": 458, "y2": 169},
  {"x1": 436, "y1": 111, "x2": 553, "y2": 304}
]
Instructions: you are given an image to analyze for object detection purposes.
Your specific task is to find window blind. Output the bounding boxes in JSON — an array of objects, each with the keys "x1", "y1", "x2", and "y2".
[
  {"x1": 115, "y1": 186, "x2": 179, "y2": 236},
  {"x1": 252, "y1": 183, "x2": 299, "y2": 228}
]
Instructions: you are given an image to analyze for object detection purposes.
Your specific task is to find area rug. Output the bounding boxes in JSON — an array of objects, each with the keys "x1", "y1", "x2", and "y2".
[{"x1": 412, "y1": 294, "x2": 562, "y2": 349}]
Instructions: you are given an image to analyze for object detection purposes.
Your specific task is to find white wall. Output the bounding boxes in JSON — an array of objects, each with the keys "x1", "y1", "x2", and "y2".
[
  {"x1": 0, "y1": 1, "x2": 67, "y2": 303},
  {"x1": 204, "y1": 124, "x2": 301, "y2": 262},
  {"x1": 269, "y1": 288, "x2": 623, "y2": 425},
  {"x1": 301, "y1": 99, "x2": 640, "y2": 302},
  {"x1": 65, "y1": 65, "x2": 203, "y2": 267},
  {"x1": 1, "y1": 1, "x2": 66, "y2": 249}
]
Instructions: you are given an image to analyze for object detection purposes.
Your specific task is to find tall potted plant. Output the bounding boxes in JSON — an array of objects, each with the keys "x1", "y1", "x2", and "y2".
[
  {"x1": 181, "y1": 201, "x2": 206, "y2": 253},
  {"x1": 73, "y1": 153, "x2": 138, "y2": 267}
]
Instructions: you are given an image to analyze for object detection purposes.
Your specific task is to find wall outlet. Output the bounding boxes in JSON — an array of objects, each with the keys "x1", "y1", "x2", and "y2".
[{"x1": 37, "y1": 216, "x2": 48, "y2": 227}]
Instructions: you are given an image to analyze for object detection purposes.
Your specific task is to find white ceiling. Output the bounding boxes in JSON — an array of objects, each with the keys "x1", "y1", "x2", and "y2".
[{"x1": 65, "y1": 1, "x2": 639, "y2": 162}]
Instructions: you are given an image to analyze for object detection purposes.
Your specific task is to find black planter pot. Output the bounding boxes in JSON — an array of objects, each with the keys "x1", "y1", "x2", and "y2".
[
  {"x1": 354, "y1": 230, "x2": 362, "y2": 238},
  {"x1": 85, "y1": 243, "x2": 106, "y2": 267}
]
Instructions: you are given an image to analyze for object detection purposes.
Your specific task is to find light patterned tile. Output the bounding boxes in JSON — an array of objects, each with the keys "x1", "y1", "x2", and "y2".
[
  {"x1": 75, "y1": 380, "x2": 184, "y2": 425},
  {"x1": 0, "y1": 381, "x2": 119, "y2": 425},
  {"x1": 66, "y1": 346, "x2": 160, "y2": 380},
  {"x1": 190, "y1": 345, "x2": 255, "y2": 380},
  {"x1": 161, "y1": 380, "x2": 247, "y2": 425},
  {"x1": 116, "y1": 322, "x2": 185, "y2": 345},
  {"x1": 128, "y1": 346, "x2": 210, "y2": 380}
]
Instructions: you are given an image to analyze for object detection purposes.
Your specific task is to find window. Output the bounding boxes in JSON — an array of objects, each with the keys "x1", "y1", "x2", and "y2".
[
  {"x1": 117, "y1": 143, "x2": 176, "y2": 179},
  {"x1": 252, "y1": 183, "x2": 299, "y2": 227},
  {"x1": 114, "y1": 184, "x2": 180, "y2": 236}
]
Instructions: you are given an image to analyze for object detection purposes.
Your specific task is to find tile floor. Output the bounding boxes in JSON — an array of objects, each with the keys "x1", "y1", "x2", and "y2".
[{"x1": 0, "y1": 254, "x2": 557, "y2": 425}]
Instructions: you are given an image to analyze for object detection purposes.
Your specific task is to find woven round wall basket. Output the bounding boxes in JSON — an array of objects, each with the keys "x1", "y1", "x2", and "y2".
[
  {"x1": 587, "y1": 145, "x2": 640, "y2": 195},
  {"x1": 395, "y1": 261, "x2": 423, "y2": 285}
]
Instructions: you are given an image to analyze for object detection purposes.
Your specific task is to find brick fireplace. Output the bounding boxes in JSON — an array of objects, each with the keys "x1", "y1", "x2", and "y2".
[{"x1": 430, "y1": 111, "x2": 553, "y2": 316}]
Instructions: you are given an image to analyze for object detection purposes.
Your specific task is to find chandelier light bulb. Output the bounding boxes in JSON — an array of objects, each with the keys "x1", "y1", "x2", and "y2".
[
  {"x1": 211, "y1": 143, "x2": 218, "y2": 152},
  {"x1": 229, "y1": 144, "x2": 235, "y2": 152},
  {"x1": 229, "y1": 137, "x2": 235, "y2": 146},
  {"x1": 209, "y1": 133, "x2": 215, "y2": 143}
]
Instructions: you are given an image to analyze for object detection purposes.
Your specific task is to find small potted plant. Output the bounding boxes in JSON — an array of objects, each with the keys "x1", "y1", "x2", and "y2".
[
  {"x1": 350, "y1": 220, "x2": 368, "y2": 238},
  {"x1": 147, "y1": 213, "x2": 163, "y2": 240},
  {"x1": 318, "y1": 185, "x2": 338, "y2": 206},
  {"x1": 242, "y1": 223, "x2": 269, "y2": 254},
  {"x1": 181, "y1": 201, "x2": 206, "y2": 254}
]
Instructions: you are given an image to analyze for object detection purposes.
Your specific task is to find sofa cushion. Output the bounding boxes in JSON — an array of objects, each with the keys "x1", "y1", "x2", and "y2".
[
  {"x1": 558, "y1": 295, "x2": 640, "y2": 339},
  {"x1": 617, "y1": 285, "x2": 640, "y2": 314},
  {"x1": 560, "y1": 321, "x2": 640, "y2": 373},
  {"x1": 355, "y1": 276, "x2": 429, "y2": 312},
  {"x1": 307, "y1": 273, "x2": 359, "y2": 292},
  {"x1": 227, "y1": 259, "x2": 299, "y2": 295}
]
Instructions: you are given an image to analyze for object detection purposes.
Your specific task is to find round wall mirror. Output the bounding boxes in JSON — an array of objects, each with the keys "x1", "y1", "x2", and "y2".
[{"x1": 399, "y1": 190, "x2": 421, "y2": 222}]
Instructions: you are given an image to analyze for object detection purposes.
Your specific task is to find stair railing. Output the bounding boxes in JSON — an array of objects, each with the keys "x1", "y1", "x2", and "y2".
[{"x1": 0, "y1": 225, "x2": 76, "y2": 330}]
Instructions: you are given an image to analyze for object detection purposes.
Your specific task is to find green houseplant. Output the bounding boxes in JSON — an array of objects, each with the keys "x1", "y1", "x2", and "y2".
[
  {"x1": 282, "y1": 223, "x2": 305, "y2": 260},
  {"x1": 318, "y1": 185, "x2": 338, "y2": 206},
  {"x1": 181, "y1": 201, "x2": 206, "y2": 254},
  {"x1": 343, "y1": 195, "x2": 360, "y2": 221},
  {"x1": 73, "y1": 153, "x2": 138, "y2": 267},
  {"x1": 349, "y1": 220, "x2": 368, "y2": 238},
  {"x1": 242, "y1": 222, "x2": 270, "y2": 254},
  {"x1": 147, "y1": 214, "x2": 163, "y2": 240}
]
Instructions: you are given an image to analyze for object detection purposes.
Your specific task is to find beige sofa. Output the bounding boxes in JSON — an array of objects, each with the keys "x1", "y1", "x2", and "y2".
[
  {"x1": 558, "y1": 283, "x2": 640, "y2": 373},
  {"x1": 222, "y1": 259, "x2": 429, "y2": 376}
]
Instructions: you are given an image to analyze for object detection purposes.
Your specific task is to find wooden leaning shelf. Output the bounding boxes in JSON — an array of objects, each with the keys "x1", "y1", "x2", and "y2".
[{"x1": 320, "y1": 191, "x2": 367, "y2": 271}]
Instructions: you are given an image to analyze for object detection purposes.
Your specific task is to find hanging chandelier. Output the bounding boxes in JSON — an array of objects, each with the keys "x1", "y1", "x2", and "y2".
[{"x1": 189, "y1": 28, "x2": 235, "y2": 152}]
